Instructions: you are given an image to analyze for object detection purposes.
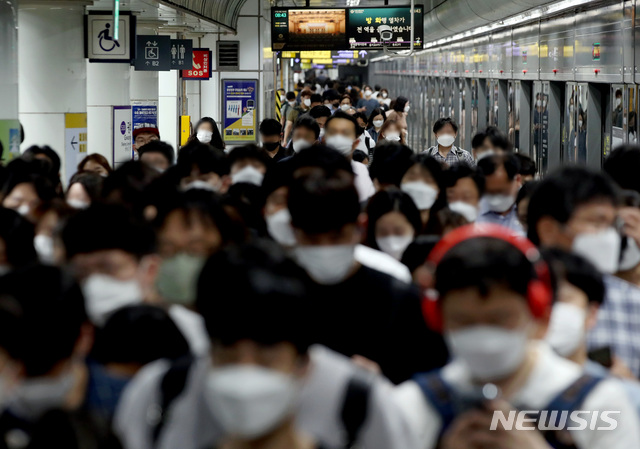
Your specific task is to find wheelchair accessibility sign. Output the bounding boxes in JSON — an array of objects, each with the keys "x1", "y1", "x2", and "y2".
[{"x1": 85, "y1": 11, "x2": 135, "y2": 62}]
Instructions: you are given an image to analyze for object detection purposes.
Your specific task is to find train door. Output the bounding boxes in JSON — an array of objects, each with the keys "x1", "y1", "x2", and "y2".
[
  {"x1": 629, "y1": 85, "x2": 638, "y2": 145},
  {"x1": 532, "y1": 81, "x2": 551, "y2": 172},
  {"x1": 471, "y1": 79, "x2": 479, "y2": 138},
  {"x1": 508, "y1": 80, "x2": 520, "y2": 152},
  {"x1": 563, "y1": 83, "x2": 579, "y2": 163},
  {"x1": 611, "y1": 84, "x2": 626, "y2": 151}
]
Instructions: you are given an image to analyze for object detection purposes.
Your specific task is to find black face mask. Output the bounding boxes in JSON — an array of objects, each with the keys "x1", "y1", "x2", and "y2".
[
  {"x1": 263, "y1": 142, "x2": 280, "y2": 152},
  {"x1": 333, "y1": 101, "x2": 340, "y2": 108}
]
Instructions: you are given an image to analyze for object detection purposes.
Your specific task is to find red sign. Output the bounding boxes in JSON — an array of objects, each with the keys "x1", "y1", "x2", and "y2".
[{"x1": 182, "y1": 48, "x2": 212, "y2": 80}]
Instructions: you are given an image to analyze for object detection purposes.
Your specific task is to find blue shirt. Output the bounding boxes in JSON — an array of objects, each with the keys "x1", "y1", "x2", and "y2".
[
  {"x1": 587, "y1": 275, "x2": 640, "y2": 378},
  {"x1": 584, "y1": 359, "x2": 640, "y2": 417},
  {"x1": 356, "y1": 98, "x2": 380, "y2": 117},
  {"x1": 476, "y1": 201, "x2": 525, "y2": 235}
]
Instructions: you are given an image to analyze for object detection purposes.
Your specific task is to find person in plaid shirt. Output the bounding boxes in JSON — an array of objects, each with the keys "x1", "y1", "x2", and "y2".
[
  {"x1": 422, "y1": 118, "x2": 475, "y2": 167},
  {"x1": 527, "y1": 166, "x2": 640, "y2": 378}
]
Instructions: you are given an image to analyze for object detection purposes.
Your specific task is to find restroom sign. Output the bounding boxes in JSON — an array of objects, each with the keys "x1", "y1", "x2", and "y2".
[
  {"x1": 170, "y1": 39, "x2": 193, "y2": 70},
  {"x1": 85, "y1": 11, "x2": 135, "y2": 63},
  {"x1": 182, "y1": 48, "x2": 212, "y2": 80}
]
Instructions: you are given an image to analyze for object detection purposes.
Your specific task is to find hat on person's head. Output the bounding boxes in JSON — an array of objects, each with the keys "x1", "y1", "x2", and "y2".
[{"x1": 133, "y1": 125, "x2": 160, "y2": 139}]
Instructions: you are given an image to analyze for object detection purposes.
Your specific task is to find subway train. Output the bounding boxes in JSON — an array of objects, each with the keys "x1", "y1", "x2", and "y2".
[{"x1": 369, "y1": 0, "x2": 637, "y2": 174}]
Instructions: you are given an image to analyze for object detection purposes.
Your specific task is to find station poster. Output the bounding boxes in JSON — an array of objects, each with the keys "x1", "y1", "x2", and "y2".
[
  {"x1": 112, "y1": 106, "x2": 133, "y2": 168},
  {"x1": 131, "y1": 101, "x2": 158, "y2": 133},
  {"x1": 0, "y1": 119, "x2": 21, "y2": 162},
  {"x1": 222, "y1": 80, "x2": 258, "y2": 143}
]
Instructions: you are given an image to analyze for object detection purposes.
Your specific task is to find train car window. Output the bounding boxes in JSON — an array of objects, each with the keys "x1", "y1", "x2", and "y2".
[
  {"x1": 629, "y1": 86, "x2": 638, "y2": 144},
  {"x1": 564, "y1": 83, "x2": 578, "y2": 163},
  {"x1": 612, "y1": 85, "x2": 625, "y2": 150},
  {"x1": 508, "y1": 81, "x2": 520, "y2": 152},
  {"x1": 577, "y1": 83, "x2": 589, "y2": 164},
  {"x1": 471, "y1": 80, "x2": 478, "y2": 137}
]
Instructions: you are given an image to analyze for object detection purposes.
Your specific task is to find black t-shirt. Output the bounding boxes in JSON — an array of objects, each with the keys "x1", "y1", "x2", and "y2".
[
  {"x1": 306, "y1": 265, "x2": 448, "y2": 384},
  {"x1": 271, "y1": 145, "x2": 294, "y2": 162}
]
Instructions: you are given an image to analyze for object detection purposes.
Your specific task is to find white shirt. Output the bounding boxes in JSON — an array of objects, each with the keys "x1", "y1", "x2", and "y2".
[
  {"x1": 167, "y1": 305, "x2": 210, "y2": 357},
  {"x1": 356, "y1": 130, "x2": 373, "y2": 154},
  {"x1": 355, "y1": 244, "x2": 412, "y2": 283},
  {"x1": 114, "y1": 345, "x2": 417, "y2": 449},
  {"x1": 394, "y1": 341, "x2": 640, "y2": 449},
  {"x1": 351, "y1": 160, "x2": 375, "y2": 202}
]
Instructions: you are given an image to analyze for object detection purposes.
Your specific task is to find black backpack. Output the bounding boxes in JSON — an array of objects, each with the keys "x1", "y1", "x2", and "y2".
[{"x1": 150, "y1": 356, "x2": 373, "y2": 449}]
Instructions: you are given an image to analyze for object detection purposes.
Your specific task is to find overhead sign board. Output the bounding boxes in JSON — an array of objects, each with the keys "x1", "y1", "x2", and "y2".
[
  {"x1": 271, "y1": 6, "x2": 423, "y2": 51},
  {"x1": 85, "y1": 11, "x2": 135, "y2": 62},
  {"x1": 347, "y1": 6, "x2": 423, "y2": 50},
  {"x1": 134, "y1": 35, "x2": 171, "y2": 71},
  {"x1": 170, "y1": 39, "x2": 193, "y2": 70},
  {"x1": 182, "y1": 48, "x2": 212, "y2": 80}
]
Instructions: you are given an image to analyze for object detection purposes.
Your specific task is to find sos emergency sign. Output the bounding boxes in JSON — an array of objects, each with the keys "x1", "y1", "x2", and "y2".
[{"x1": 182, "y1": 48, "x2": 212, "y2": 80}]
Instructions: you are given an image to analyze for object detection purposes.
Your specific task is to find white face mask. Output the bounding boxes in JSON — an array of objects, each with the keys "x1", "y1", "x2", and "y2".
[
  {"x1": 9, "y1": 369, "x2": 75, "y2": 421},
  {"x1": 340, "y1": 104, "x2": 351, "y2": 112},
  {"x1": 616, "y1": 98, "x2": 622, "y2": 107},
  {"x1": 16, "y1": 204, "x2": 30, "y2": 217},
  {"x1": 197, "y1": 130, "x2": 213, "y2": 144},
  {"x1": 543, "y1": 100, "x2": 547, "y2": 107},
  {"x1": 578, "y1": 120, "x2": 583, "y2": 128},
  {"x1": 81, "y1": 274, "x2": 143, "y2": 326},
  {"x1": 294, "y1": 244, "x2": 356, "y2": 285},
  {"x1": 205, "y1": 365, "x2": 299, "y2": 440},
  {"x1": 266, "y1": 209, "x2": 297, "y2": 247},
  {"x1": 376, "y1": 235, "x2": 414, "y2": 260},
  {"x1": 476, "y1": 149, "x2": 495, "y2": 162},
  {"x1": 292, "y1": 139, "x2": 312, "y2": 154},
  {"x1": 404, "y1": 105, "x2": 411, "y2": 113},
  {"x1": 620, "y1": 236, "x2": 640, "y2": 271},
  {"x1": 364, "y1": 90, "x2": 372, "y2": 97},
  {"x1": 437, "y1": 134, "x2": 456, "y2": 148},
  {"x1": 384, "y1": 132, "x2": 401, "y2": 142},
  {"x1": 445, "y1": 325, "x2": 528, "y2": 381},
  {"x1": 373, "y1": 119, "x2": 384, "y2": 129},
  {"x1": 288, "y1": 101, "x2": 296, "y2": 107},
  {"x1": 303, "y1": 98, "x2": 311, "y2": 107},
  {"x1": 280, "y1": 95, "x2": 286, "y2": 102},
  {"x1": 401, "y1": 182, "x2": 438, "y2": 210},
  {"x1": 231, "y1": 165, "x2": 264, "y2": 186},
  {"x1": 325, "y1": 135, "x2": 355, "y2": 157},
  {"x1": 572, "y1": 227, "x2": 621, "y2": 274},
  {"x1": 484, "y1": 193, "x2": 515, "y2": 213},
  {"x1": 536, "y1": 100, "x2": 542, "y2": 108},
  {"x1": 545, "y1": 302, "x2": 586, "y2": 357},
  {"x1": 183, "y1": 179, "x2": 219, "y2": 193},
  {"x1": 382, "y1": 92, "x2": 388, "y2": 99},
  {"x1": 67, "y1": 199, "x2": 90, "y2": 210},
  {"x1": 449, "y1": 201, "x2": 478, "y2": 222},
  {"x1": 34, "y1": 234, "x2": 55, "y2": 265},
  {"x1": 318, "y1": 128, "x2": 325, "y2": 139}
]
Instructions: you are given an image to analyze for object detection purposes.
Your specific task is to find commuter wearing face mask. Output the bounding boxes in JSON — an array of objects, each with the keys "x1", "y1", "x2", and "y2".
[
  {"x1": 115, "y1": 241, "x2": 420, "y2": 449},
  {"x1": 356, "y1": 85, "x2": 380, "y2": 117},
  {"x1": 2, "y1": 158, "x2": 59, "y2": 223},
  {"x1": 376, "y1": 119, "x2": 405, "y2": 147},
  {"x1": 476, "y1": 154, "x2": 524, "y2": 235},
  {"x1": 400, "y1": 154, "x2": 445, "y2": 230},
  {"x1": 324, "y1": 110, "x2": 375, "y2": 203},
  {"x1": 227, "y1": 144, "x2": 272, "y2": 186},
  {"x1": 280, "y1": 92, "x2": 297, "y2": 128},
  {"x1": 386, "y1": 97, "x2": 410, "y2": 136},
  {"x1": 425, "y1": 117, "x2": 474, "y2": 167},
  {"x1": 137, "y1": 140, "x2": 175, "y2": 173},
  {"x1": 289, "y1": 168, "x2": 447, "y2": 383},
  {"x1": 396, "y1": 225, "x2": 640, "y2": 449},
  {"x1": 339, "y1": 94, "x2": 353, "y2": 113},
  {"x1": 528, "y1": 166, "x2": 640, "y2": 378},
  {"x1": 188, "y1": 117, "x2": 225, "y2": 150},
  {"x1": 284, "y1": 89, "x2": 313, "y2": 145},
  {"x1": 62, "y1": 204, "x2": 209, "y2": 356},
  {"x1": 378, "y1": 88, "x2": 391, "y2": 109},
  {"x1": 0, "y1": 207, "x2": 38, "y2": 275},
  {"x1": 444, "y1": 163, "x2": 485, "y2": 223},
  {"x1": 288, "y1": 116, "x2": 320, "y2": 156},
  {"x1": 368, "y1": 143, "x2": 414, "y2": 192},
  {"x1": 259, "y1": 119, "x2": 292, "y2": 162},
  {"x1": 66, "y1": 172, "x2": 103, "y2": 210},
  {"x1": 542, "y1": 248, "x2": 640, "y2": 416},
  {"x1": 367, "y1": 108, "x2": 386, "y2": 143},
  {"x1": 177, "y1": 142, "x2": 231, "y2": 194},
  {"x1": 366, "y1": 189, "x2": 421, "y2": 261},
  {"x1": 308, "y1": 105, "x2": 331, "y2": 142}
]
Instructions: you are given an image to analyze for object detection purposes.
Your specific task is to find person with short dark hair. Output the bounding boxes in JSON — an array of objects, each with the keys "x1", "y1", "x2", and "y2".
[
  {"x1": 289, "y1": 168, "x2": 447, "y2": 383},
  {"x1": 284, "y1": 89, "x2": 313, "y2": 144},
  {"x1": 176, "y1": 142, "x2": 230, "y2": 193},
  {"x1": 368, "y1": 142, "x2": 414, "y2": 190},
  {"x1": 310, "y1": 93, "x2": 322, "y2": 109},
  {"x1": 308, "y1": 105, "x2": 331, "y2": 141},
  {"x1": 259, "y1": 118, "x2": 292, "y2": 162},
  {"x1": 396, "y1": 225, "x2": 640, "y2": 448},
  {"x1": 515, "y1": 153, "x2": 536, "y2": 182},
  {"x1": 424, "y1": 117, "x2": 474, "y2": 167},
  {"x1": 22, "y1": 145, "x2": 61, "y2": 177},
  {"x1": 476, "y1": 153, "x2": 524, "y2": 234},
  {"x1": 527, "y1": 166, "x2": 640, "y2": 378},
  {"x1": 356, "y1": 85, "x2": 379, "y2": 117},
  {"x1": 280, "y1": 91, "x2": 298, "y2": 128},
  {"x1": 444, "y1": 163, "x2": 485, "y2": 222},
  {"x1": 290, "y1": 116, "x2": 320, "y2": 155},
  {"x1": 483, "y1": 126, "x2": 513, "y2": 153},
  {"x1": 226, "y1": 144, "x2": 272, "y2": 186},
  {"x1": 471, "y1": 130, "x2": 488, "y2": 160},
  {"x1": 138, "y1": 140, "x2": 175, "y2": 173},
  {"x1": 352, "y1": 149, "x2": 368, "y2": 165},
  {"x1": 324, "y1": 111, "x2": 375, "y2": 202},
  {"x1": 101, "y1": 160, "x2": 160, "y2": 217}
]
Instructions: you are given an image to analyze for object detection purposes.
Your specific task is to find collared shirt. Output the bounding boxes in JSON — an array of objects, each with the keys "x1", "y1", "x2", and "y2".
[
  {"x1": 587, "y1": 275, "x2": 640, "y2": 378},
  {"x1": 476, "y1": 202, "x2": 525, "y2": 235},
  {"x1": 423, "y1": 146, "x2": 475, "y2": 167}
]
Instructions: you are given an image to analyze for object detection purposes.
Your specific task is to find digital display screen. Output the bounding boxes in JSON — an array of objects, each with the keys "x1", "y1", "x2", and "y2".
[{"x1": 271, "y1": 6, "x2": 423, "y2": 52}]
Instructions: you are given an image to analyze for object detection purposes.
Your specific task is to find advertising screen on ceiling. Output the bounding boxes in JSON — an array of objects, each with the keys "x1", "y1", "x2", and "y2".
[{"x1": 271, "y1": 6, "x2": 423, "y2": 52}]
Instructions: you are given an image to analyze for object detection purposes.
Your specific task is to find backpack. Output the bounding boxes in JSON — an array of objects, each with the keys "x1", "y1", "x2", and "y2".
[
  {"x1": 413, "y1": 370, "x2": 604, "y2": 449},
  {"x1": 150, "y1": 356, "x2": 373, "y2": 449},
  {"x1": 426, "y1": 146, "x2": 466, "y2": 162}
]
